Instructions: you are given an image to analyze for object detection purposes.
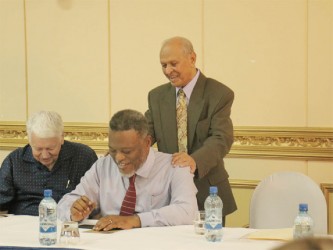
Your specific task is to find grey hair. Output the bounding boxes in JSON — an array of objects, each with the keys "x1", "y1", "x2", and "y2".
[
  {"x1": 26, "y1": 111, "x2": 64, "y2": 141},
  {"x1": 109, "y1": 109, "x2": 148, "y2": 137},
  {"x1": 161, "y1": 36, "x2": 195, "y2": 55}
]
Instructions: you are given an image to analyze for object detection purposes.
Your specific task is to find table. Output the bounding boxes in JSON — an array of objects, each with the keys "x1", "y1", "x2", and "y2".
[{"x1": 0, "y1": 215, "x2": 284, "y2": 250}]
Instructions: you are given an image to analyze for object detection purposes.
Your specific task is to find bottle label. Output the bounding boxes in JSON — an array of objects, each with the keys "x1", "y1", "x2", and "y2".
[
  {"x1": 205, "y1": 214, "x2": 222, "y2": 230},
  {"x1": 40, "y1": 224, "x2": 57, "y2": 233},
  {"x1": 294, "y1": 224, "x2": 313, "y2": 238},
  {"x1": 39, "y1": 207, "x2": 57, "y2": 233}
]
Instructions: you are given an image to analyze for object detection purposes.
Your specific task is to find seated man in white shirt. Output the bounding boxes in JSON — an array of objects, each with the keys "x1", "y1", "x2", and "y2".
[{"x1": 57, "y1": 109, "x2": 198, "y2": 231}]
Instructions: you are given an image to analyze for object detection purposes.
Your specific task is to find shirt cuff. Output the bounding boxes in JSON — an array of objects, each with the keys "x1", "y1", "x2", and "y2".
[{"x1": 137, "y1": 212, "x2": 154, "y2": 227}]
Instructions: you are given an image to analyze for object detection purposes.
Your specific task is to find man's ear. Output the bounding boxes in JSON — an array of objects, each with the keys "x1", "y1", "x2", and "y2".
[
  {"x1": 190, "y1": 51, "x2": 196, "y2": 65},
  {"x1": 60, "y1": 134, "x2": 65, "y2": 145},
  {"x1": 145, "y1": 134, "x2": 152, "y2": 147}
]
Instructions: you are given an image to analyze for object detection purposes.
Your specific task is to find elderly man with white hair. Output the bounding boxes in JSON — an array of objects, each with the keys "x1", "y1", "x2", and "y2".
[{"x1": 0, "y1": 111, "x2": 98, "y2": 215}]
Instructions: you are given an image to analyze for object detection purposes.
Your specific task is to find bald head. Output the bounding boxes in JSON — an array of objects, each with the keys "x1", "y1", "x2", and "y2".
[
  {"x1": 159, "y1": 36, "x2": 197, "y2": 87},
  {"x1": 160, "y1": 36, "x2": 195, "y2": 57}
]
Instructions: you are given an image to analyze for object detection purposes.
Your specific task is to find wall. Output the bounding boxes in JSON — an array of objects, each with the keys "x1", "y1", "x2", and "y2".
[{"x1": 0, "y1": 0, "x2": 332, "y2": 233}]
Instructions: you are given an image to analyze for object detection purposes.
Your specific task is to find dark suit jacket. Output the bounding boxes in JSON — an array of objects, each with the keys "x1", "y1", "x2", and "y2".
[{"x1": 145, "y1": 72, "x2": 237, "y2": 216}]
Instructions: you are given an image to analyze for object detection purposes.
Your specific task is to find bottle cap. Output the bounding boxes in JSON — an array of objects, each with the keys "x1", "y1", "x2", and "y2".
[
  {"x1": 209, "y1": 186, "x2": 218, "y2": 194},
  {"x1": 44, "y1": 189, "x2": 52, "y2": 197},
  {"x1": 299, "y1": 203, "x2": 308, "y2": 212}
]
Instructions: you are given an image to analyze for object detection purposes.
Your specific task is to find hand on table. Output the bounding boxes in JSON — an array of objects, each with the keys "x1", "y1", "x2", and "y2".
[
  {"x1": 172, "y1": 152, "x2": 196, "y2": 174},
  {"x1": 93, "y1": 215, "x2": 141, "y2": 231}
]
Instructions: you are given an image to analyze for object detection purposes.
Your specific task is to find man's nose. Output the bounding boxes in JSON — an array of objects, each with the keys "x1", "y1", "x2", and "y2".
[
  {"x1": 164, "y1": 65, "x2": 173, "y2": 75},
  {"x1": 115, "y1": 152, "x2": 125, "y2": 162},
  {"x1": 41, "y1": 150, "x2": 51, "y2": 158}
]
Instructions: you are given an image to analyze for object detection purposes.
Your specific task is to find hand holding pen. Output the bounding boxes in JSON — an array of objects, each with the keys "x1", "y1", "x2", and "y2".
[{"x1": 70, "y1": 195, "x2": 96, "y2": 222}]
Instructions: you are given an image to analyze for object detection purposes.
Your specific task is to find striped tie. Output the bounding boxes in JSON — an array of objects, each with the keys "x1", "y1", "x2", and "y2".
[
  {"x1": 120, "y1": 175, "x2": 136, "y2": 216},
  {"x1": 177, "y1": 89, "x2": 187, "y2": 152}
]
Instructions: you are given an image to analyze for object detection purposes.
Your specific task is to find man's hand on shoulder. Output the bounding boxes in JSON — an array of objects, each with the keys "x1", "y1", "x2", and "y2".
[{"x1": 172, "y1": 152, "x2": 196, "y2": 174}]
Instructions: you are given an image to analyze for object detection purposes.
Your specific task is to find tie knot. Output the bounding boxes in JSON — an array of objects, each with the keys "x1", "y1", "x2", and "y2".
[
  {"x1": 129, "y1": 174, "x2": 136, "y2": 184},
  {"x1": 178, "y1": 89, "x2": 186, "y2": 98}
]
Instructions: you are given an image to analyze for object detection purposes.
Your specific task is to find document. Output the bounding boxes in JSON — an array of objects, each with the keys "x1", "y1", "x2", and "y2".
[
  {"x1": 246, "y1": 228, "x2": 293, "y2": 241},
  {"x1": 79, "y1": 219, "x2": 121, "y2": 234}
]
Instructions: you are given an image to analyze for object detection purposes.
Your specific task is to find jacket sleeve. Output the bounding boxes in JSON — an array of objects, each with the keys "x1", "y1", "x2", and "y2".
[{"x1": 191, "y1": 88, "x2": 234, "y2": 179}]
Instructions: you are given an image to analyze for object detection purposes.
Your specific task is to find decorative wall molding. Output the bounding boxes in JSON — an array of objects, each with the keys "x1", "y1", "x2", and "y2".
[
  {"x1": 321, "y1": 183, "x2": 333, "y2": 234},
  {"x1": 0, "y1": 122, "x2": 332, "y2": 160},
  {"x1": 229, "y1": 179, "x2": 259, "y2": 189},
  {"x1": 231, "y1": 127, "x2": 333, "y2": 160}
]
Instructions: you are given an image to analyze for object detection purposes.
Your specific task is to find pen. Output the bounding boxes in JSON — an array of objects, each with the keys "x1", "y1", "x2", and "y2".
[{"x1": 66, "y1": 180, "x2": 70, "y2": 189}]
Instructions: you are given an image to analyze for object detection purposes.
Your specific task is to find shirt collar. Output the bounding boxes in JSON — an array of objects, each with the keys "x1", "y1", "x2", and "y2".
[
  {"x1": 22, "y1": 144, "x2": 36, "y2": 163},
  {"x1": 135, "y1": 147, "x2": 155, "y2": 179},
  {"x1": 176, "y1": 69, "x2": 200, "y2": 100}
]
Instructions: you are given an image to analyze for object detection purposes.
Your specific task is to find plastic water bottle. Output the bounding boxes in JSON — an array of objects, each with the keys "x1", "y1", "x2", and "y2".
[
  {"x1": 293, "y1": 203, "x2": 314, "y2": 239},
  {"x1": 204, "y1": 186, "x2": 223, "y2": 242},
  {"x1": 39, "y1": 189, "x2": 57, "y2": 245}
]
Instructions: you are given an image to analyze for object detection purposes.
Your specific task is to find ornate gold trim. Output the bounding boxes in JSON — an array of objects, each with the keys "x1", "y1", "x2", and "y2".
[
  {"x1": 229, "y1": 179, "x2": 259, "y2": 189},
  {"x1": 230, "y1": 126, "x2": 333, "y2": 160},
  {"x1": 0, "y1": 123, "x2": 332, "y2": 159},
  {"x1": 321, "y1": 183, "x2": 333, "y2": 234}
]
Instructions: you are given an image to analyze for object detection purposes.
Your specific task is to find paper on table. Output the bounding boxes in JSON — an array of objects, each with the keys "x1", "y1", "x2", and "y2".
[
  {"x1": 79, "y1": 219, "x2": 121, "y2": 234},
  {"x1": 84, "y1": 229, "x2": 121, "y2": 234},
  {"x1": 246, "y1": 228, "x2": 293, "y2": 241},
  {"x1": 79, "y1": 219, "x2": 98, "y2": 225}
]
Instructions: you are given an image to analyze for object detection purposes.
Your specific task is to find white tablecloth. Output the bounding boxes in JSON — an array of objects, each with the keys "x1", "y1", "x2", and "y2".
[{"x1": 0, "y1": 215, "x2": 284, "y2": 250}]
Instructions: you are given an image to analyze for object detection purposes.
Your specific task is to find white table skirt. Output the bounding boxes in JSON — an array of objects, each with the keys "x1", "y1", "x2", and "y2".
[{"x1": 0, "y1": 215, "x2": 284, "y2": 250}]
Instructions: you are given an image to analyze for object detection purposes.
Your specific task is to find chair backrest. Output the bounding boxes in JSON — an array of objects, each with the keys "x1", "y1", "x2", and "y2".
[{"x1": 249, "y1": 171, "x2": 327, "y2": 234}]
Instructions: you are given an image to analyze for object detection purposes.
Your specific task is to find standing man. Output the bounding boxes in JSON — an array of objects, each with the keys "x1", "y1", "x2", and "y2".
[
  {"x1": 0, "y1": 111, "x2": 98, "y2": 215},
  {"x1": 145, "y1": 36, "x2": 237, "y2": 223}
]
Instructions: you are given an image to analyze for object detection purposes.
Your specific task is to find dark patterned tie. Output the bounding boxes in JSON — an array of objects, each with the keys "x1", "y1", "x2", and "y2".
[
  {"x1": 177, "y1": 89, "x2": 187, "y2": 152},
  {"x1": 120, "y1": 174, "x2": 136, "y2": 216}
]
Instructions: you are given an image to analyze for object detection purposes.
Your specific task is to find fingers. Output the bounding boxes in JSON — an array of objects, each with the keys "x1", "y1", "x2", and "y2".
[
  {"x1": 93, "y1": 215, "x2": 140, "y2": 231},
  {"x1": 189, "y1": 164, "x2": 196, "y2": 174},
  {"x1": 93, "y1": 216, "x2": 114, "y2": 231},
  {"x1": 172, "y1": 152, "x2": 188, "y2": 165},
  {"x1": 70, "y1": 206, "x2": 84, "y2": 222},
  {"x1": 70, "y1": 195, "x2": 96, "y2": 221},
  {"x1": 172, "y1": 153, "x2": 197, "y2": 173}
]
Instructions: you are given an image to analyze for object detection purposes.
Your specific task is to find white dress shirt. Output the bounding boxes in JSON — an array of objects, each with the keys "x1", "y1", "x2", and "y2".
[{"x1": 57, "y1": 148, "x2": 198, "y2": 227}]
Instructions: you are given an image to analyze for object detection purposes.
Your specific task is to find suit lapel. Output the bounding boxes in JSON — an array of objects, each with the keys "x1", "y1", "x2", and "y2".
[
  {"x1": 188, "y1": 74, "x2": 206, "y2": 150},
  {"x1": 160, "y1": 85, "x2": 178, "y2": 152}
]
